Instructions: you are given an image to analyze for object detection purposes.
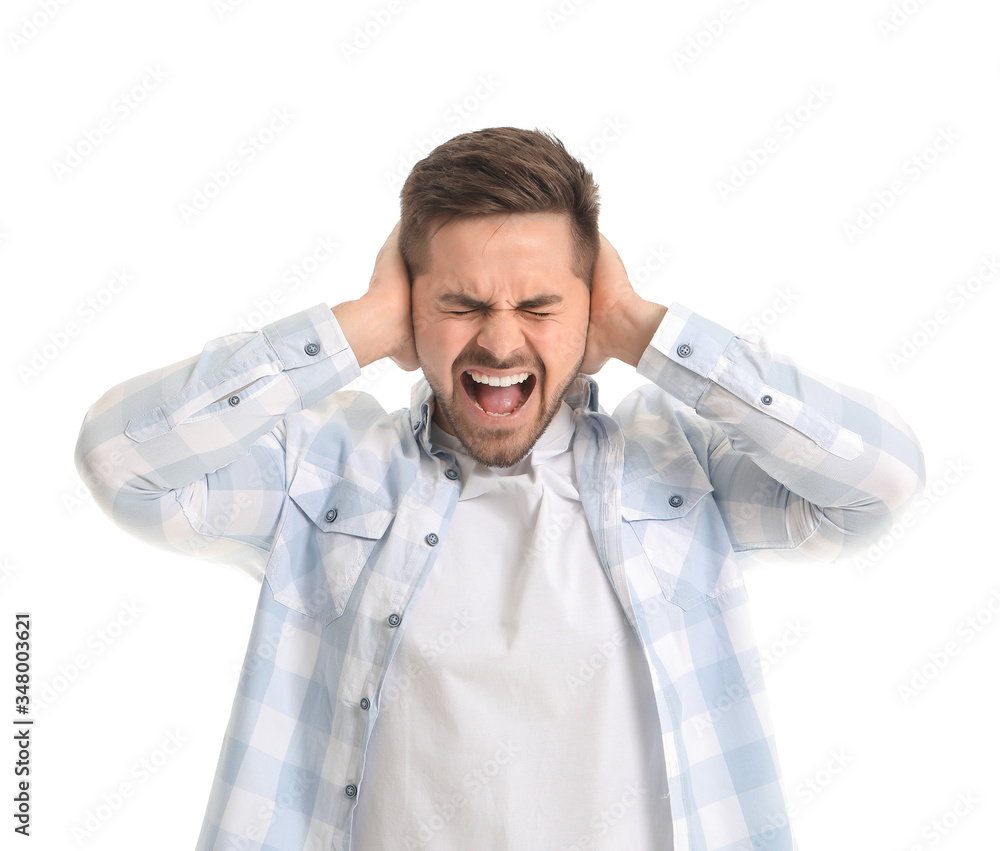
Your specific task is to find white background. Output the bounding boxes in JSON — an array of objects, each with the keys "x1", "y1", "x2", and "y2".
[{"x1": 2, "y1": 0, "x2": 998, "y2": 848}]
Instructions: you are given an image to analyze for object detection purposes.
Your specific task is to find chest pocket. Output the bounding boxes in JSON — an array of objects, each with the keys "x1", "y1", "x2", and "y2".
[
  {"x1": 620, "y1": 456, "x2": 738, "y2": 611},
  {"x1": 265, "y1": 462, "x2": 396, "y2": 624}
]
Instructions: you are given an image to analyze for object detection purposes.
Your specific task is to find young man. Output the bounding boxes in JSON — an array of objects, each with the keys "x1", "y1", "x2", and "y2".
[{"x1": 75, "y1": 127, "x2": 925, "y2": 850}]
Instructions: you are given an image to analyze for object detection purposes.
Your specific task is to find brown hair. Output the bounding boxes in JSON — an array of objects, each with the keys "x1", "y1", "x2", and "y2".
[{"x1": 398, "y1": 127, "x2": 601, "y2": 287}]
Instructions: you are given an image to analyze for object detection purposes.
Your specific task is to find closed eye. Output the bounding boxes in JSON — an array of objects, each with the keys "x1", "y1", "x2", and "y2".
[{"x1": 446, "y1": 310, "x2": 552, "y2": 317}]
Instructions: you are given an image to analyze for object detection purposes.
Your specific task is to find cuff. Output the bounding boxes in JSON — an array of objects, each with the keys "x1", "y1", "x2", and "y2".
[
  {"x1": 262, "y1": 303, "x2": 362, "y2": 409},
  {"x1": 636, "y1": 302, "x2": 731, "y2": 409}
]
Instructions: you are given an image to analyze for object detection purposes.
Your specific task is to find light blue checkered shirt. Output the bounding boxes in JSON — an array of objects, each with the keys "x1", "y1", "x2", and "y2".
[{"x1": 75, "y1": 302, "x2": 925, "y2": 851}]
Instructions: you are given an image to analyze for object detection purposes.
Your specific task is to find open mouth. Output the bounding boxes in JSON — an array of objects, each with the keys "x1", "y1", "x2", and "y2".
[{"x1": 460, "y1": 368, "x2": 537, "y2": 417}]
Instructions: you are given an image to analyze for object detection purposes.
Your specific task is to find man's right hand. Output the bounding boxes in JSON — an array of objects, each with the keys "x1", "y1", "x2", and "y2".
[{"x1": 332, "y1": 222, "x2": 421, "y2": 372}]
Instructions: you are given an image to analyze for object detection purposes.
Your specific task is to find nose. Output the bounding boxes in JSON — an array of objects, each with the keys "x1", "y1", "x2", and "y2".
[{"x1": 475, "y1": 310, "x2": 527, "y2": 362}]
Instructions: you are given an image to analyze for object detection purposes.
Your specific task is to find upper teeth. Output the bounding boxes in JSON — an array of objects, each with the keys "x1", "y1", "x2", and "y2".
[{"x1": 467, "y1": 370, "x2": 530, "y2": 387}]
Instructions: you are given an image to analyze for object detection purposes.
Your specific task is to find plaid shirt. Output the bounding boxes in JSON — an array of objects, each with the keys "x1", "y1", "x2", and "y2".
[{"x1": 75, "y1": 301, "x2": 925, "y2": 851}]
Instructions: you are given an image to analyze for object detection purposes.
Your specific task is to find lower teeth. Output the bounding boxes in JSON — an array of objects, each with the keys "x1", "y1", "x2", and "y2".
[{"x1": 474, "y1": 400, "x2": 513, "y2": 417}]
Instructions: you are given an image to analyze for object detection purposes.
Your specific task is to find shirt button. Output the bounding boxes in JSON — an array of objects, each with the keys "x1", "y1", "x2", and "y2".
[
  {"x1": 425, "y1": 533, "x2": 439, "y2": 546},
  {"x1": 761, "y1": 394, "x2": 772, "y2": 405},
  {"x1": 445, "y1": 468, "x2": 459, "y2": 480},
  {"x1": 228, "y1": 395, "x2": 240, "y2": 406},
  {"x1": 677, "y1": 344, "x2": 692, "y2": 358},
  {"x1": 669, "y1": 495, "x2": 684, "y2": 508},
  {"x1": 360, "y1": 697, "x2": 370, "y2": 711},
  {"x1": 304, "y1": 342, "x2": 320, "y2": 356},
  {"x1": 325, "y1": 509, "x2": 337, "y2": 523},
  {"x1": 387, "y1": 613, "x2": 401, "y2": 627},
  {"x1": 345, "y1": 784, "x2": 357, "y2": 798}
]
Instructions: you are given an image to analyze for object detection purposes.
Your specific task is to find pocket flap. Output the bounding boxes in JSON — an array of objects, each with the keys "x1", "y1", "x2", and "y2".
[
  {"x1": 621, "y1": 452, "x2": 714, "y2": 521},
  {"x1": 265, "y1": 462, "x2": 396, "y2": 624},
  {"x1": 288, "y1": 462, "x2": 395, "y2": 540},
  {"x1": 619, "y1": 456, "x2": 731, "y2": 611}
]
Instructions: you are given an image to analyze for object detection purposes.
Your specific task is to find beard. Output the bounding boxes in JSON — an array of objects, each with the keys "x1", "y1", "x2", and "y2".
[{"x1": 421, "y1": 352, "x2": 584, "y2": 469}]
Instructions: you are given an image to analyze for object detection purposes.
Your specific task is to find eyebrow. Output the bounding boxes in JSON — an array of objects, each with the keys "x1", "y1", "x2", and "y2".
[{"x1": 436, "y1": 293, "x2": 564, "y2": 310}]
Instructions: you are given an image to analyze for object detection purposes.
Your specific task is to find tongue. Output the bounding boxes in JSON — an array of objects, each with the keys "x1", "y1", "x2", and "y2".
[{"x1": 474, "y1": 383, "x2": 523, "y2": 414}]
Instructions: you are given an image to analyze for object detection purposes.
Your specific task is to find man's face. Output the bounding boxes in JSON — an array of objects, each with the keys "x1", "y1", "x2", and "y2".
[{"x1": 411, "y1": 211, "x2": 591, "y2": 468}]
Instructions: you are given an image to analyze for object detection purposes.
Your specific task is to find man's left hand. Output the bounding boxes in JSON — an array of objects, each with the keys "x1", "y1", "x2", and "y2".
[{"x1": 579, "y1": 234, "x2": 668, "y2": 374}]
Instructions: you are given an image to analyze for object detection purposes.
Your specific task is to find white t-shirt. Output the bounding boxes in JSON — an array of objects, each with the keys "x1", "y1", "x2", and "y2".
[{"x1": 350, "y1": 400, "x2": 673, "y2": 850}]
